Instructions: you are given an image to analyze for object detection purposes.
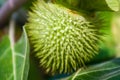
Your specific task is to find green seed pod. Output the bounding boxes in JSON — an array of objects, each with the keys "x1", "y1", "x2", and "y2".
[{"x1": 25, "y1": 0, "x2": 102, "y2": 74}]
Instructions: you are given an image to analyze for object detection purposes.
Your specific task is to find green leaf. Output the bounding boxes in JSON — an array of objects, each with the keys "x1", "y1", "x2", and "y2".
[
  {"x1": 0, "y1": 28, "x2": 29, "y2": 80},
  {"x1": 112, "y1": 12, "x2": 120, "y2": 57},
  {"x1": 67, "y1": 58, "x2": 120, "y2": 80},
  {"x1": 89, "y1": 12, "x2": 116, "y2": 63},
  {"x1": 54, "y1": 0, "x2": 120, "y2": 11}
]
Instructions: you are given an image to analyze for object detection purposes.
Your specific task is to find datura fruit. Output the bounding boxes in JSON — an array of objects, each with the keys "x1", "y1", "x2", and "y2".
[{"x1": 25, "y1": 0, "x2": 102, "y2": 74}]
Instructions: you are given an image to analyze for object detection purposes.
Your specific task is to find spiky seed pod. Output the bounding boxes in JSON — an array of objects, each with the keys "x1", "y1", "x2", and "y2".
[{"x1": 25, "y1": 0, "x2": 102, "y2": 74}]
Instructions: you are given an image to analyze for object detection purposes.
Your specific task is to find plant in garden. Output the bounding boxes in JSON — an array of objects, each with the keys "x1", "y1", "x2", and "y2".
[{"x1": 0, "y1": 0, "x2": 120, "y2": 80}]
